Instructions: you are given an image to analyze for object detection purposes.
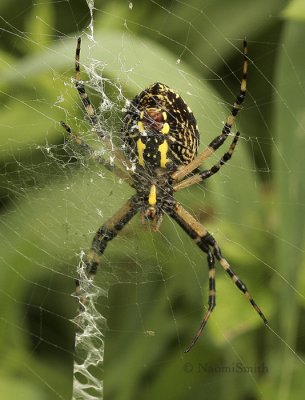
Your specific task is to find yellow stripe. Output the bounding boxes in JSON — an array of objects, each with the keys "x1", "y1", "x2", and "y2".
[
  {"x1": 138, "y1": 121, "x2": 144, "y2": 132},
  {"x1": 161, "y1": 122, "x2": 170, "y2": 134},
  {"x1": 158, "y1": 140, "x2": 169, "y2": 168},
  {"x1": 148, "y1": 185, "x2": 157, "y2": 205},
  {"x1": 136, "y1": 138, "x2": 146, "y2": 166}
]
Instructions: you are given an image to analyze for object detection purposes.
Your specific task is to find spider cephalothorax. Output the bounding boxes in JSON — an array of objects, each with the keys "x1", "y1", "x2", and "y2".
[
  {"x1": 61, "y1": 37, "x2": 267, "y2": 353},
  {"x1": 132, "y1": 166, "x2": 174, "y2": 231}
]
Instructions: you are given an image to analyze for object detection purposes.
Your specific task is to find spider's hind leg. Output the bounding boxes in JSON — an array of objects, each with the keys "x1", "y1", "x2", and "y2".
[
  {"x1": 169, "y1": 202, "x2": 267, "y2": 352},
  {"x1": 184, "y1": 244, "x2": 216, "y2": 353},
  {"x1": 209, "y1": 238, "x2": 268, "y2": 325}
]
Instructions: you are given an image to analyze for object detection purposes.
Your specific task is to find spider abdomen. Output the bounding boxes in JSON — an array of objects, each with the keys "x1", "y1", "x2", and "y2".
[{"x1": 122, "y1": 82, "x2": 200, "y2": 171}]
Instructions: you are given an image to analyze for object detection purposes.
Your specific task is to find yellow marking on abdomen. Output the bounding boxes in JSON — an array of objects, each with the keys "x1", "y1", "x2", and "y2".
[
  {"x1": 137, "y1": 121, "x2": 144, "y2": 132},
  {"x1": 136, "y1": 138, "x2": 146, "y2": 166},
  {"x1": 161, "y1": 122, "x2": 170, "y2": 134},
  {"x1": 158, "y1": 140, "x2": 169, "y2": 168},
  {"x1": 148, "y1": 185, "x2": 157, "y2": 206}
]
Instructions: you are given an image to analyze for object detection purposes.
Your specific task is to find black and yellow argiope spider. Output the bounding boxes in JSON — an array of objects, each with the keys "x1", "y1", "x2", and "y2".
[{"x1": 61, "y1": 37, "x2": 268, "y2": 353}]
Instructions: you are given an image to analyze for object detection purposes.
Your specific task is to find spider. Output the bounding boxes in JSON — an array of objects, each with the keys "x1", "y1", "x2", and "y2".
[{"x1": 61, "y1": 37, "x2": 268, "y2": 353}]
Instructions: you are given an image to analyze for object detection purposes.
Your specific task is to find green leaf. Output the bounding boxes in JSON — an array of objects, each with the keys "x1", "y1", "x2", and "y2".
[
  {"x1": 273, "y1": 20, "x2": 305, "y2": 400},
  {"x1": 282, "y1": 0, "x2": 305, "y2": 21}
]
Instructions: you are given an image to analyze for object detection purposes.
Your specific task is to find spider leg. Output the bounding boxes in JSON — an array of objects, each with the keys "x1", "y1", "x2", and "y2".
[
  {"x1": 171, "y1": 39, "x2": 248, "y2": 182},
  {"x1": 173, "y1": 132, "x2": 240, "y2": 192},
  {"x1": 73, "y1": 38, "x2": 132, "y2": 171},
  {"x1": 185, "y1": 246, "x2": 216, "y2": 353},
  {"x1": 76, "y1": 196, "x2": 139, "y2": 312},
  {"x1": 61, "y1": 121, "x2": 132, "y2": 183},
  {"x1": 75, "y1": 37, "x2": 104, "y2": 137},
  {"x1": 169, "y1": 202, "x2": 267, "y2": 352}
]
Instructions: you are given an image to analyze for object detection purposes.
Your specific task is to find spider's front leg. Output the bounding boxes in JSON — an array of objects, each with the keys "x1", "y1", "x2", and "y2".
[
  {"x1": 169, "y1": 202, "x2": 268, "y2": 352},
  {"x1": 173, "y1": 131, "x2": 240, "y2": 192},
  {"x1": 171, "y1": 39, "x2": 248, "y2": 183},
  {"x1": 75, "y1": 196, "x2": 139, "y2": 315},
  {"x1": 60, "y1": 121, "x2": 132, "y2": 183}
]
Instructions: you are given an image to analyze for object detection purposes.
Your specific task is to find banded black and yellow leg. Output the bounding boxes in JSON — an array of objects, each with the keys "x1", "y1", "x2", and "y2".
[
  {"x1": 169, "y1": 202, "x2": 267, "y2": 352},
  {"x1": 73, "y1": 38, "x2": 132, "y2": 169},
  {"x1": 200, "y1": 131, "x2": 240, "y2": 181},
  {"x1": 168, "y1": 203, "x2": 216, "y2": 351},
  {"x1": 61, "y1": 120, "x2": 97, "y2": 155},
  {"x1": 61, "y1": 121, "x2": 132, "y2": 183},
  {"x1": 76, "y1": 196, "x2": 139, "y2": 310},
  {"x1": 75, "y1": 37, "x2": 104, "y2": 137},
  {"x1": 185, "y1": 247, "x2": 216, "y2": 353},
  {"x1": 173, "y1": 132, "x2": 240, "y2": 192},
  {"x1": 211, "y1": 240, "x2": 268, "y2": 325},
  {"x1": 207, "y1": 39, "x2": 247, "y2": 152},
  {"x1": 171, "y1": 39, "x2": 248, "y2": 182}
]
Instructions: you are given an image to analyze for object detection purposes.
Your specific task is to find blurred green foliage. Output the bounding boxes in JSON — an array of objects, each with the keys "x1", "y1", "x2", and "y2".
[{"x1": 0, "y1": 0, "x2": 305, "y2": 399}]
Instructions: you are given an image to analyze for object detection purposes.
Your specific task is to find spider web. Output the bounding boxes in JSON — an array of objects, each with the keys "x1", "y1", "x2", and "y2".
[{"x1": 1, "y1": 0, "x2": 305, "y2": 399}]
